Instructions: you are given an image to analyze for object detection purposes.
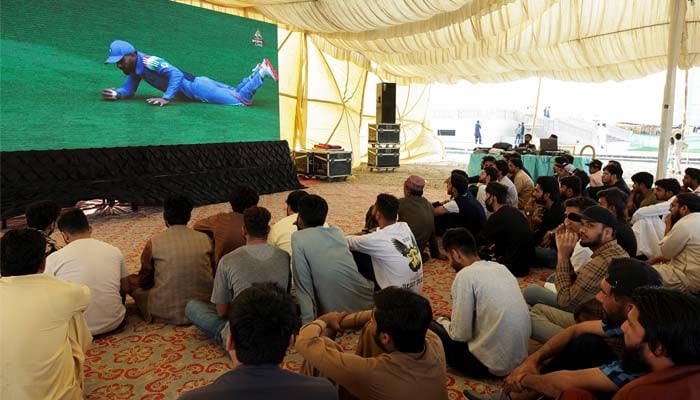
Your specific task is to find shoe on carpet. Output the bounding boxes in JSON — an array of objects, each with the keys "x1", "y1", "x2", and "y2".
[{"x1": 258, "y1": 58, "x2": 278, "y2": 82}]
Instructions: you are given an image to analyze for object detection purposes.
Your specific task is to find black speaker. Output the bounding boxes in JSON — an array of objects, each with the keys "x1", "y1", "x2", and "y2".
[
  {"x1": 492, "y1": 142, "x2": 513, "y2": 151},
  {"x1": 376, "y1": 82, "x2": 396, "y2": 124}
]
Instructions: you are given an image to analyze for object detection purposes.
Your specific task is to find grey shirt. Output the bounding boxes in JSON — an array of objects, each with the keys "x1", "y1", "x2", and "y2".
[
  {"x1": 292, "y1": 226, "x2": 375, "y2": 324},
  {"x1": 211, "y1": 243, "x2": 290, "y2": 306}
]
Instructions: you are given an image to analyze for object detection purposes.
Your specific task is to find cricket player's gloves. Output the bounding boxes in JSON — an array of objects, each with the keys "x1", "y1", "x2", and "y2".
[{"x1": 102, "y1": 88, "x2": 120, "y2": 100}]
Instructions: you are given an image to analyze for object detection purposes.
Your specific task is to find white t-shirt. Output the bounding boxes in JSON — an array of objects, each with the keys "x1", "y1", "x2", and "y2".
[
  {"x1": 268, "y1": 213, "x2": 298, "y2": 256},
  {"x1": 346, "y1": 222, "x2": 423, "y2": 293},
  {"x1": 45, "y1": 238, "x2": 127, "y2": 335}
]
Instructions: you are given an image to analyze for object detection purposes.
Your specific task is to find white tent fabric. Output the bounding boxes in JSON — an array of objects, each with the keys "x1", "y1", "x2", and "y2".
[{"x1": 175, "y1": 0, "x2": 700, "y2": 164}]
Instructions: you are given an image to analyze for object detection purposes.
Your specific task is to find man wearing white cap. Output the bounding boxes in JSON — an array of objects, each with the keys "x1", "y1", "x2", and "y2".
[{"x1": 101, "y1": 39, "x2": 277, "y2": 106}]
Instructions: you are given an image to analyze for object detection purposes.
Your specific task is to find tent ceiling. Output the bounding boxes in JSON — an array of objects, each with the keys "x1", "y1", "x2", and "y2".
[{"x1": 196, "y1": 0, "x2": 700, "y2": 84}]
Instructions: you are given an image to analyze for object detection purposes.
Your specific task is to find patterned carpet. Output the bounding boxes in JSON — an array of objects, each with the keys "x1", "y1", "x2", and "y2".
[{"x1": 41, "y1": 166, "x2": 550, "y2": 400}]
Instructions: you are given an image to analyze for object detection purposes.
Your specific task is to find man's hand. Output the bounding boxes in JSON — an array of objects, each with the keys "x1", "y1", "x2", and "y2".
[
  {"x1": 146, "y1": 97, "x2": 170, "y2": 106},
  {"x1": 503, "y1": 359, "x2": 539, "y2": 393},
  {"x1": 647, "y1": 255, "x2": 670, "y2": 265},
  {"x1": 555, "y1": 224, "x2": 577, "y2": 258},
  {"x1": 318, "y1": 312, "x2": 348, "y2": 338},
  {"x1": 101, "y1": 88, "x2": 120, "y2": 100}
]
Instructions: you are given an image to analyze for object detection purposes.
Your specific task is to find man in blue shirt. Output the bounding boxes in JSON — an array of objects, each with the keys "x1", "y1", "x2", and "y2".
[{"x1": 101, "y1": 40, "x2": 277, "y2": 106}]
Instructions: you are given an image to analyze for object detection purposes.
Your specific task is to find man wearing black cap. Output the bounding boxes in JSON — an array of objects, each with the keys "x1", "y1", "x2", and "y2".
[
  {"x1": 489, "y1": 259, "x2": 663, "y2": 400},
  {"x1": 101, "y1": 40, "x2": 277, "y2": 106},
  {"x1": 648, "y1": 192, "x2": 700, "y2": 293},
  {"x1": 525, "y1": 206, "x2": 628, "y2": 341},
  {"x1": 586, "y1": 159, "x2": 604, "y2": 188}
]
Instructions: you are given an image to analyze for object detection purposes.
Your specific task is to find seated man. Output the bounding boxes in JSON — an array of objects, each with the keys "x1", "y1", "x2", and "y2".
[
  {"x1": 187, "y1": 206, "x2": 290, "y2": 346},
  {"x1": 649, "y1": 192, "x2": 700, "y2": 292},
  {"x1": 129, "y1": 195, "x2": 213, "y2": 325},
  {"x1": 348, "y1": 194, "x2": 423, "y2": 293},
  {"x1": 529, "y1": 176, "x2": 565, "y2": 268},
  {"x1": 292, "y1": 194, "x2": 375, "y2": 324},
  {"x1": 45, "y1": 208, "x2": 129, "y2": 335},
  {"x1": 268, "y1": 190, "x2": 308, "y2": 256},
  {"x1": 475, "y1": 166, "x2": 499, "y2": 217},
  {"x1": 524, "y1": 206, "x2": 628, "y2": 342},
  {"x1": 179, "y1": 283, "x2": 337, "y2": 400},
  {"x1": 495, "y1": 159, "x2": 519, "y2": 208},
  {"x1": 557, "y1": 288, "x2": 700, "y2": 400},
  {"x1": 597, "y1": 187, "x2": 638, "y2": 257},
  {"x1": 509, "y1": 157, "x2": 534, "y2": 208},
  {"x1": 398, "y1": 175, "x2": 435, "y2": 255},
  {"x1": 559, "y1": 176, "x2": 583, "y2": 202},
  {"x1": 477, "y1": 182, "x2": 534, "y2": 277},
  {"x1": 431, "y1": 227, "x2": 530, "y2": 378},
  {"x1": 194, "y1": 185, "x2": 259, "y2": 269},
  {"x1": 682, "y1": 166, "x2": 700, "y2": 193},
  {"x1": 517, "y1": 133, "x2": 537, "y2": 151},
  {"x1": 590, "y1": 163, "x2": 630, "y2": 199},
  {"x1": 25, "y1": 200, "x2": 62, "y2": 256},
  {"x1": 295, "y1": 287, "x2": 449, "y2": 400},
  {"x1": 627, "y1": 172, "x2": 657, "y2": 217},
  {"x1": 433, "y1": 172, "x2": 486, "y2": 237},
  {"x1": 1, "y1": 229, "x2": 91, "y2": 399},
  {"x1": 587, "y1": 159, "x2": 604, "y2": 188},
  {"x1": 493, "y1": 258, "x2": 662, "y2": 400},
  {"x1": 631, "y1": 178, "x2": 681, "y2": 259}
]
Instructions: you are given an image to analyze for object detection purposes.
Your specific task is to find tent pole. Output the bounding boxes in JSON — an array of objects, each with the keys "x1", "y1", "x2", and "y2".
[
  {"x1": 531, "y1": 77, "x2": 542, "y2": 138},
  {"x1": 657, "y1": 0, "x2": 686, "y2": 179}
]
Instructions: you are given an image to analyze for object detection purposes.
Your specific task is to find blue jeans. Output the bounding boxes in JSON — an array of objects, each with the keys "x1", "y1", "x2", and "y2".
[
  {"x1": 185, "y1": 300, "x2": 227, "y2": 347},
  {"x1": 524, "y1": 284, "x2": 560, "y2": 308},
  {"x1": 534, "y1": 246, "x2": 557, "y2": 268}
]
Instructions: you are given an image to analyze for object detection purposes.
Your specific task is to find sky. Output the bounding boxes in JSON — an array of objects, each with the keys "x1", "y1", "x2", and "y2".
[{"x1": 429, "y1": 68, "x2": 700, "y2": 126}]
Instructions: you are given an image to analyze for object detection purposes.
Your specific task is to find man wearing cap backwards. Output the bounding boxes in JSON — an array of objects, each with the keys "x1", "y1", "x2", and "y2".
[
  {"x1": 648, "y1": 192, "x2": 700, "y2": 293},
  {"x1": 586, "y1": 159, "x2": 604, "y2": 188},
  {"x1": 525, "y1": 206, "x2": 628, "y2": 342},
  {"x1": 101, "y1": 40, "x2": 277, "y2": 106},
  {"x1": 398, "y1": 175, "x2": 435, "y2": 257}
]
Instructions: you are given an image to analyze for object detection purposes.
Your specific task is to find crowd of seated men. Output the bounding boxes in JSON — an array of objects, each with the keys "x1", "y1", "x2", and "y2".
[{"x1": 1, "y1": 160, "x2": 699, "y2": 400}]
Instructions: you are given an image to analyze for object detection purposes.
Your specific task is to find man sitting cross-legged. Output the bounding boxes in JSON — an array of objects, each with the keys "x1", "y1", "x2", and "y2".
[
  {"x1": 347, "y1": 193, "x2": 423, "y2": 293},
  {"x1": 194, "y1": 185, "x2": 259, "y2": 270},
  {"x1": 292, "y1": 194, "x2": 375, "y2": 324},
  {"x1": 45, "y1": 208, "x2": 129, "y2": 336},
  {"x1": 296, "y1": 287, "x2": 449, "y2": 400},
  {"x1": 524, "y1": 206, "x2": 628, "y2": 342},
  {"x1": 179, "y1": 283, "x2": 337, "y2": 400},
  {"x1": 431, "y1": 227, "x2": 530, "y2": 378},
  {"x1": 1, "y1": 229, "x2": 92, "y2": 400},
  {"x1": 25, "y1": 199, "x2": 63, "y2": 256},
  {"x1": 565, "y1": 288, "x2": 700, "y2": 400},
  {"x1": 433, "y1": 172, "x2": 486, "y2": 238},
  {"x1": 186, "y1": 206, "x2": 290, "y2": 347},
  {"x1": 268, "y1": 190, "x2": 308, "y2": 256},
  {"x1": 129, "y1": 195, "x2": 213, "y2": 325},
  {"x1": 630, "y1": 177, "x2": 681, "y2": 259},
  {"x1": 648, "y1": 192, "x2": 700, "y2": 292},
  {"x1": 477, "y1": 182, "x2": 535, "y2": 277},
  {"x1": 473, "y1": 258, "x2": 663, "y2": 400}
]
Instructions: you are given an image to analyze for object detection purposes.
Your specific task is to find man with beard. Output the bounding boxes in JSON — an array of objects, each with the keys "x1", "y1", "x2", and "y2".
[
  {"x1": 525, "y1": 207, "x2": 628, "y2": 341},
  {"x1": 559, "y1": 176, "x2": 583, "y2": 202},
  {"x1": 433, "y1": 173, "x2": 486, "y2": 238},
  {"x1": 630, "y1": 178, "x2": 681, "y2": 259},
  {"x1": 430, "y1": 227, "x2": 530, "y2": 378},
  {"x1": 295, "y1": 287, "x2": 449, "y2": 400},
  {"x1": 530, "y1": 176, "x2": 565, "y2": 268},
  {"x1": 627, "y1": 172, "x2": 657, "y2": 217},
  {"x1": 682, "y1": 167, "x2": 700, "y2": 193},
  {"x1": 508, "y1": 157, "x2": 534, "y2": 208},
  {"x1": 474, "y1": 259, "x2": 662, "y2": 400},
  {"x1": 557, "y1": 288, "x2": 700, "y2": 400},
  {"x1": 495, "y1": 160, "x2": 519, "y2": 208},
  {"x1": 102, "y1": 40, "x2": 277, "y2": 106},
  {"x1": 597, "y1": 188, "x2": 638, "y2": 257},
  {"x1": 590, "y1": 164, "x2": 630, "y2": 199},
  {"x1": 477, "y1": 182, "x2": 534, "y2": 277},
  {"x1": 475, "y1": 166, "x2": 499, "y2": 216},
  {"x1": 648, "y1": 192, "x2": 700, "y2": 292}
]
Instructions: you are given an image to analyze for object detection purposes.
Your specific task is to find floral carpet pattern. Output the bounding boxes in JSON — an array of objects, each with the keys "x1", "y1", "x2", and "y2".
[{"x1": 53, "y1": 168, "x2": 549, "y2": 400}]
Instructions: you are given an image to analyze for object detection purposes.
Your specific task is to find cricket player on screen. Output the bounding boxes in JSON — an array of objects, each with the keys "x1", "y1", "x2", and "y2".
[{"x1": 101, "y1": 40, "x2": 277, "y2": 106}]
